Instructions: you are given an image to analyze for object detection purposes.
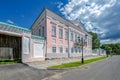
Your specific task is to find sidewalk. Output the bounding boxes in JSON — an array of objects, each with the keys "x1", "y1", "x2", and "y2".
[{"x1": 27, "y1": 55, "x2": 102, "y2": 69}]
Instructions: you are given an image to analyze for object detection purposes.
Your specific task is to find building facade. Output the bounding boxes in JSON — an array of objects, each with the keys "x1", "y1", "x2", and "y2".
[{"x1": 31, "y1": 8, "x2": 92, "y2": 59}]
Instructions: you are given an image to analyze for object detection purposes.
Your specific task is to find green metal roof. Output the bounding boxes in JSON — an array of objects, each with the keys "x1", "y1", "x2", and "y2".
[
  {"x1": 0, "y1": 22, "x2": 31, "y2": 32},
  {"x1": 0, "y1": 22, "x2": 46, "y2": 40},
  {"x1": 31, "y1": 35, "x2": 46, "y2": 40}
]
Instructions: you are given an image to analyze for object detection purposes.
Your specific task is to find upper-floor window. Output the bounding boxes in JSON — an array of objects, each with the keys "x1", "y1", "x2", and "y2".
[
  {"x1": 65, "y1": 30, "x2": 68, "y2": 40},
  {"x1": 78, "y1": 35, "x2": 80, "y2": 42},
  {"x1": 41, "y1": 27, "x2": 44, "y2": 37},
  {"x1": 39, "y1": 28, "x2": 41, "y2": 36},
  {"x1": 73, "y1": 32, "x2": 75, "y2": 41},
  {"x1": 71, "y1": 47, "x2": 74, "y2": 53},
  {"x1": 66, "y1": 48, "x2": 68, "y2": 53},
  {"x1": 71, "y1": 32, "x2": 73, "y2": 41},
  {"x1": 60, "y1": 47, "x2": 63, "y2": 53},
  {"x1": 52, "y1": 24, "x2": 56, "y2": 37},
  {"x1": 59, "y1": 27, "x2": 63, "y2": 39},
  {"x1": 75, "y1": 34, "x2": 77, "y2": 42}
]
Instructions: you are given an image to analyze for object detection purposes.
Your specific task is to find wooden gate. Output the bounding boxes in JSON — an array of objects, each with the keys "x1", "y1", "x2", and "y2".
[{"x1": 0, "y1": 34, "x2": 22, "y2": 61}]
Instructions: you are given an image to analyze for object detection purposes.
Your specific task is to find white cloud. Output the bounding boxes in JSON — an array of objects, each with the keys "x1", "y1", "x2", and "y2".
[
  {"x1": 7, "y1": 19, "x2": 14, "y2": 24},
  {"x1": 101, "y1": 39, "x2": 120, "y2": 44},
  {"x1": 55, "y1": 1, "x2": 63, "y2": 9},
  {"x1": 57, "y1": 0, "x2": 118, "y2": 44},
  {"x1": 59, "y1": 0, "x2": 117, "y2": 20}
]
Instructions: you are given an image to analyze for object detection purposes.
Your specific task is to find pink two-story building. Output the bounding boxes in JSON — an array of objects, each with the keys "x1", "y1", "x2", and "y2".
[{"x1": 31, "y1": 8, "x2": 92, "y2": 59}]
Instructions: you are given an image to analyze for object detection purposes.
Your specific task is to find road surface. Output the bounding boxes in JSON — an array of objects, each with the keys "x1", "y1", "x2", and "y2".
[
  {"x1": 0, "y1": 63, "x2": 56, "y2": 80},
  {"x1": 47, "y1": 56, "x2": 120, "y2": 80}
]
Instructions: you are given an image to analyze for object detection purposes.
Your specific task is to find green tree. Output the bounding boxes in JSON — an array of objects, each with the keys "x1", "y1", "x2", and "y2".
[
  {"x1": 89, "y1": 32, "x2": 100, "y2": 49},
  {"x1": 101, "y1": 43, "x2": 120, "y2": 55}
]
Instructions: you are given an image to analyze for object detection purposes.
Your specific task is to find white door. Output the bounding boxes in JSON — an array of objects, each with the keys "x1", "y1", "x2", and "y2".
[{"x1": 33, "y1": 43, "x2": 44, "y2": 58}]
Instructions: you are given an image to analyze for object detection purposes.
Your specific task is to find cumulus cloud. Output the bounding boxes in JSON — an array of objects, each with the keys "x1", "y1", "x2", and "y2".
[
  {"x1": 57, "y1": 0, "x2": 120, "y2": 44},
  {"x1": 6, "y1": 19, "x2": 14, "y2": 24},
  {"x1": 58, "y1": 2, "x2": 64, "y2": 8},
  {"x1": 55, "y1": 1, "x2": 64, "y2": 9}
]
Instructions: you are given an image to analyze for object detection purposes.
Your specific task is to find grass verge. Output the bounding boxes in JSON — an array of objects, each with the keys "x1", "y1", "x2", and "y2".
[
  {"x1": 0, "y1": 59, "x2": 21, "y2": 64},
  {"x1": 0, "y1": 61, "x2": 14, "y2": 64},
  {"x1": 48, "y1": 56, "x2": 107, "y2": 69}
]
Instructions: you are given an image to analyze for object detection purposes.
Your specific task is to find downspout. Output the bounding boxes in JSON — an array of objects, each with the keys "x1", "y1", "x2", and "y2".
[
  {"x1": 68, "y1": 26, "x2": 70, "y2": 58},
  {"x1": 45, "y1": 9, "x2": 47, "y2": 60}
]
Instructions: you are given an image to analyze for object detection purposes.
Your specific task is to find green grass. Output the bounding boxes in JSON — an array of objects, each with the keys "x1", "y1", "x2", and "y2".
[
  {"x1": 0, "y1": 59, "x2": 21, "y2": 64},
  {"x1": 0, "y1": 61, "x2": 14, "y2": 64},
  {"x1": 48, "y1": 56, "x2": 107, "y2": 69}
]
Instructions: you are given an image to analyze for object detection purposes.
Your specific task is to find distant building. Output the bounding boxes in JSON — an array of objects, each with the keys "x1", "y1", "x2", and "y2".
[
  {"x1": 0, "y1": 8, "x2": 92, "y2": 63},
  {"x1": 92, "y1": 48, "x2": 106, "y2": 56}
]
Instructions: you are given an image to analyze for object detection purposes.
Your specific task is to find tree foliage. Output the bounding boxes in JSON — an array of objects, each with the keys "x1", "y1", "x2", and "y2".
[
  {"x1": 101, "y1": 44, "x2": 120, "y2": 55},
  {"x1": 89, "y1": 32, "x2": 100, "y2": 49}
]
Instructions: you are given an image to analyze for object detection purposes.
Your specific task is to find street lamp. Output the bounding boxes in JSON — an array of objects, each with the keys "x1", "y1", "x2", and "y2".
[{"x1": 78, "y1": 34, "x2": 87, "y2": 64}]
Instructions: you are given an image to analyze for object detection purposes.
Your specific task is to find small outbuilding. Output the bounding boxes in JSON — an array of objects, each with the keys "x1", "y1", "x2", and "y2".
[{"x1": 0, "y1": 22, "x2": 46, "y2": 63}]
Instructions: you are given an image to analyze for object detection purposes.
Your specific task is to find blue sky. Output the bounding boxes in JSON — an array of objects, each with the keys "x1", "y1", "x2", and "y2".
[
  {"x1": 0, "y1": 0, "x2": 67, "y2": 28},
  {"x1": 0, "y1": 0, "x2": 120, "y2": 44}
]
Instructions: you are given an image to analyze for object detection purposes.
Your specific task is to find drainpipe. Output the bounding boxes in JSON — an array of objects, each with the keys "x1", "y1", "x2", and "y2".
[
  {"x1": 45, "y1": 9, "x2": 47, "y2": 60},
  {"x1": 68, "y1": 26, "x2": 70, "y2": 58}
]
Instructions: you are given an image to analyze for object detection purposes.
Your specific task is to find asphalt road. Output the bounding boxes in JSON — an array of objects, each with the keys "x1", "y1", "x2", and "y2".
[
  {"x1": 47, "y1": 56, "x2": 120, "y2": 80},
  {"x1": 0, "y1": 63, "x2": 57, "y2": 80}
]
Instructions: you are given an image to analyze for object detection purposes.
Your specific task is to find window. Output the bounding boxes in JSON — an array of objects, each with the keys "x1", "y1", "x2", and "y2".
[
  {"x1": 60, "y1": 47, "x2": 63, "y2": 53},
  {"x1": 75, "y1": 34, "x2": 77, "y2": 42},
  {"x1": 39, "y1": 28, "x2": 41, "y2": 36},
  {"x1": 52, "y1": 46, "x2": 56, "y2": 53},
  {"x1": 52, "y1": 24, "x2": 56, "y2": 37},
  {"x1": 65, "y1": 30, "x2": 68, "y2": 40},
  {"x1": 41, "y1": 27, "x2": 44, "y2": 37},
  {"x1": 79, "y1": 48, "x2": 81, "y2": 53},
  {"x1": 59, "y1": 27, "x2": 63, "y2": 39},
  {"x1": 78, "y1": 35, "x2": 80, "y2": 42},
  {"x1": 73, "y1": 32, "x2": 75, "y2": 41},
  {"x1": 66, "y1": 48, "x2": 68, "y2": 53},
  {"x1": 71, "y1": 47, "x2": 74, "y2": 53},
  {"x1": 75, "y1": 47, "x2": 78, "y2": 53},
  {"x1": 71, "y1": 32, "x2": 73, "y2": 41}
]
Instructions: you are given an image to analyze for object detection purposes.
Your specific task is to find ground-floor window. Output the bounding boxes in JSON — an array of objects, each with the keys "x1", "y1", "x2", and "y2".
[
  {"x1": 71, "y1": 47, "x2": 75, "y2": 53},
  {"x1": 75, "y1": 47, "x2": 78, "y2": 53},
  {"x1": 66, "y1": 48, "x2": 68, "y2": 53},
  {"x1": 60, "y1": 47, "x2": 63, "y2": 53},
  {"x1": 52, "y1": 46, "x2": 56, "y2": 53},
  {"x1": 79, "y1": 48, "x2": 81, "y2": 53}
]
